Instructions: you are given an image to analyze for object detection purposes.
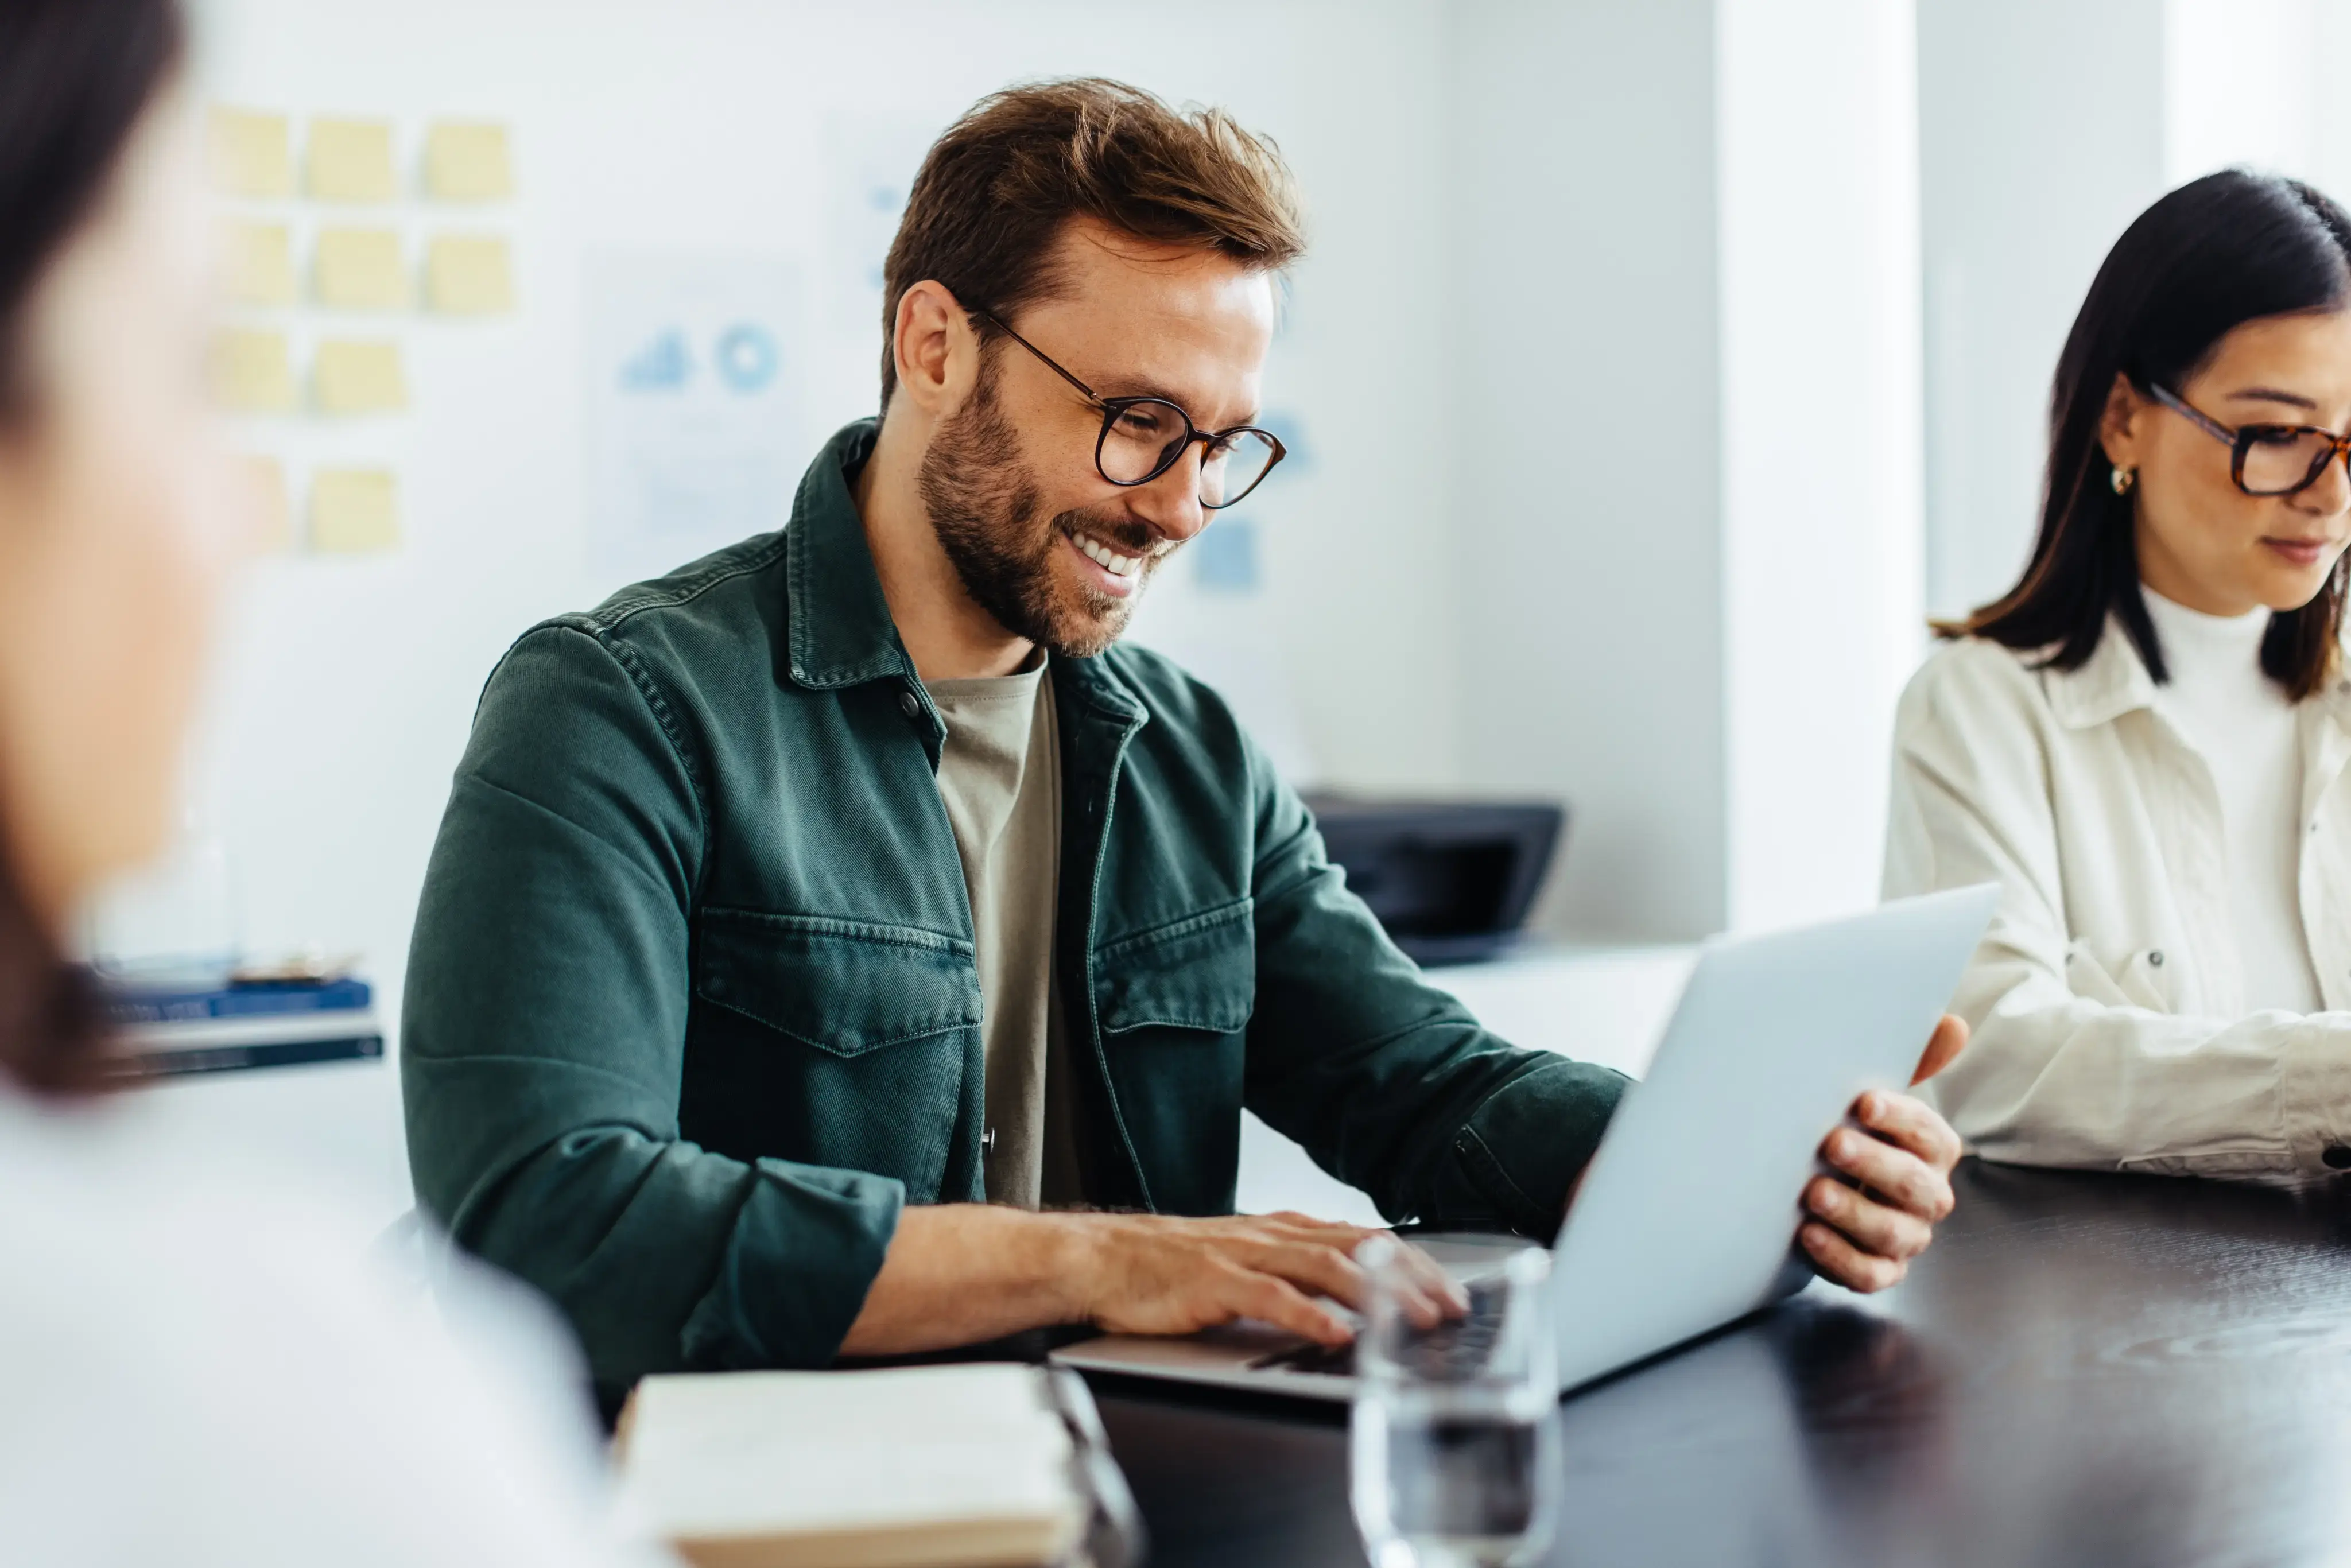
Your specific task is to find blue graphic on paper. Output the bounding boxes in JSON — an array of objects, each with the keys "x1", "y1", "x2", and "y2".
[
  {"x1": 619, "y1": 328, "x2": 690, "y2": 392},
  {"x1": 828, "y1": 117, "x2": 936, "y2": 310},
  {"x1": 587, "y1": 253, "x2": 806, "y2": 574},
  {"x1": 716, "y1": 324, "x2": 779, "y2": 393},
  {"x1": 863, "y1": 184, "x2": 902, "y2": 290},
  {"x1": 1193, "y1": 518, "x2": 1261, "y2": 593}
]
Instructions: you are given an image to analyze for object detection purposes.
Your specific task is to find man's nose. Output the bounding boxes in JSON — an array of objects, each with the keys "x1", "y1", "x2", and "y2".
[{"x1": 1126, "y1": 445, "x2": 1211, "y2": 544}]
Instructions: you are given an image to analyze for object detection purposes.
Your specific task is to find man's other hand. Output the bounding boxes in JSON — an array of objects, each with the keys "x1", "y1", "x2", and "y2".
[
  {"x1": 1798, "y1": 1014, "x2": 1968, "y2": 1293},
  {"x1": 1078, "y1": 1211, "x2": 1464, "y2": 1346}
]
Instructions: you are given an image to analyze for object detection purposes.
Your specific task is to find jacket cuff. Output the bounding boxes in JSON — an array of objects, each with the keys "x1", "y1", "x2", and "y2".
[
  {"x1": 1437, "y1": 1058, "x2": 1632, "y2": 1236},
  {"x1": 2279, "y1": 1018, "x2": 2351, "y2": 1179},
  {"x1": 678, "y1": 1159, "x2": 905, "y2": 1370}
]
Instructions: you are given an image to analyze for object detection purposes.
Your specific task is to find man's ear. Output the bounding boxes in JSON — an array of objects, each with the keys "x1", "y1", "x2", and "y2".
[
  {"x1": 890, "y1": 280, "x2": 975, "y2": 417},
  {"x1": 2098, "y1": 371, "x2": 2147, "y2": 473}
]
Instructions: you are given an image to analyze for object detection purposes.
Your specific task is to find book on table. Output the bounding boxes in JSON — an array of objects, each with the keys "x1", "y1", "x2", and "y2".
[{"x1": 613, "y1": 1363, "x2": 1093, "y2": 1568}]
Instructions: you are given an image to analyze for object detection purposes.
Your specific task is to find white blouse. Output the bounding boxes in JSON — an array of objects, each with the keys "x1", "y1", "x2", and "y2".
[
  {"x1": 0, "y1": 1086, "x2": 671, "y2": 1566},
  {"x1": 1884, "y1": 615, "x2": 2351, "y2": 1181}
]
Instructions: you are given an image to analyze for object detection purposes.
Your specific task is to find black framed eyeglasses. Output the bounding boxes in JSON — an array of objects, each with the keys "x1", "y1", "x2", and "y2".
[
  {"x1": 2148, "y1": 381, "x2": 2351, "y2": 497},
  {"x1": 974, "y1": 309, "x2": 1286, "y2": 509}
]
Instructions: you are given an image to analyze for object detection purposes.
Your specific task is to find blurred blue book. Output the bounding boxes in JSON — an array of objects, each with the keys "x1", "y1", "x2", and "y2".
[
  {"x1": 110, "y1": 1008, "x2": 385, "y2": 1080},
  {"x1": 102, "y1": 976, "x2": 372, "y2": 1027}
]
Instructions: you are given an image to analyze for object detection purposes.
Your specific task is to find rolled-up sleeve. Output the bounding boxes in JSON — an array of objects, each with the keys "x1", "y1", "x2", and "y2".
[{"x1": 402, "y1": 625, "x2": 901, "y2": 1391}]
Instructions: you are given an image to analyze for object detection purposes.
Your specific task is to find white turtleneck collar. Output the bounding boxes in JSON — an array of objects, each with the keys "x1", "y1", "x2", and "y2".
[
  {"x1": 2142, "y1": 587, "x2": 2272, "y2": 681},
  {"x1": 2138, "y1": 583, "x2": 2321, "y2": 1012}
]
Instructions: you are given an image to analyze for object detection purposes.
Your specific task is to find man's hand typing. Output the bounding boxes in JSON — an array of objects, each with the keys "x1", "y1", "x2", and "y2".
[{"x1": 839, "y1": 1205, "x2": 1461, "y2": 1357}]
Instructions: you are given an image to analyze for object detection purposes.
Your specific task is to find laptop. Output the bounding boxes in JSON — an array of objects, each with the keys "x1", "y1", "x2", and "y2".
[{"x1": 1049, "y1": 884, "x2": 2000, "y2": 1402}]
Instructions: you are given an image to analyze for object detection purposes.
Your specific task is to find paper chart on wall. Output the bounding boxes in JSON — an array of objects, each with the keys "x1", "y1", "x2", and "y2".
[
  {"x1": 585, "y1": 253, "x2": 806, "y2": 576},
  {"x1": 824, "y1": 116, "x2": 940, "y2": 322}
]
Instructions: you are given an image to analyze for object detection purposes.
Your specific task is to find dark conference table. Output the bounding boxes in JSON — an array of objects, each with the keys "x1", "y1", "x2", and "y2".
[{"x1": 1083, "y1": 1159, "x2": 2351, "y2": 1567}]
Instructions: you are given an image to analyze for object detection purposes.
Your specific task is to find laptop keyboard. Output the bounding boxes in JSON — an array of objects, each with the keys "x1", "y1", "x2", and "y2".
[{"x1": 1250, "y1": 1288, "x2": 1508, "y2": 1380}]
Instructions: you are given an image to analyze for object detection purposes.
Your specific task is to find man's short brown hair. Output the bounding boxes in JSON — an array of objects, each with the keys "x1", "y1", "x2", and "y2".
[{"x1": 879, "y1": 77, "x2": 1306, "y2": 405}]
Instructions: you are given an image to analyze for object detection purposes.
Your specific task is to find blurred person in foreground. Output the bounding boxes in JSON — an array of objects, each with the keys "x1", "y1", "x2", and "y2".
[
  {"x1": 404, "y1": 76, "x2": 1968, "y2": 1408},
  {"x1": 0, "y1": 1, "x2": 665, "y2": 1560},
  {"x1": 1890, "y1": 171, "x2": 2351, "y2": 1180}
]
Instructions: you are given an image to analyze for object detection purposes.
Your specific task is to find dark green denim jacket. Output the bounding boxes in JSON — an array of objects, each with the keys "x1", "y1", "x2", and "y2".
[{"x1": 402, "y1": 420, "x2": 1630, "y2": 1393}]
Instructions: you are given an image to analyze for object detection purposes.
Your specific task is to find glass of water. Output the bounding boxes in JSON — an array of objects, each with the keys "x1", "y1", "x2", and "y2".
[{"x1": 1350, "y1": 1237, "x2": 1562, "y2": 1568}]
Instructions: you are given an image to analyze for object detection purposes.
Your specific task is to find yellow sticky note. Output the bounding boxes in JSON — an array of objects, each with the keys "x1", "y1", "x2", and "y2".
[
  {"x1": 307, "y1": 118, "x2": 398, "y2": 203},
  {"x1": 312, "y1": 339, "x2": 409, "y2": 414},
  {"x1": 208, "y1": 108, "x2": 292, "y2": 199},
  {"x1": 310, "y1": 468, "x2": 400, "y2": 552},
  {"x1": 425, "y1": 234, "x2": 515, "y2": 315},
  {"x1": 220, "y1": 220, "x2": 295, "y2": 307},
  {"x1": 313, "y1": 227, "x2": 409, "y2": 310},
  {"x1": 209, "y1": 329, "x2": 295, "y2": 413},
  {"x1": 238, "y1": 455, "x2": 292, "y2": 552},
  {"x1": 424, "y1": 121, "x2": 514, "y2": 202}
]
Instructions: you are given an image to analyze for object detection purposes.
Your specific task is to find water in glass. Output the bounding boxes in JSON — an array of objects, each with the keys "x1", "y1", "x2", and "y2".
[{"x1": 1350, "y1": 1239, "x2": 1562, "y2": 1568}]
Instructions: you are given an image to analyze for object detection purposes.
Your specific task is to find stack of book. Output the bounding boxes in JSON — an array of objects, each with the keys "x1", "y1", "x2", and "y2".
[{"x1": 101, "y1": 975, "x2": 383, "y2": 1080}]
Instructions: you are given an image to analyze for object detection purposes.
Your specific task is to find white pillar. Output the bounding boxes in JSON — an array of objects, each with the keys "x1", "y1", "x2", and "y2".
[{"x1": 1716, "y1": 0, "x2": 1926, "y2": 933}]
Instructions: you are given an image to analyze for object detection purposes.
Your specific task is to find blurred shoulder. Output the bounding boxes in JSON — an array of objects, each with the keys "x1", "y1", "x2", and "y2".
[
  {"x1": 1896, "y1": 634, "x2": 2054, "y2": 737},
  {"x1": 0, "y1": 1096, "x2": 650, "y2": 1567}
]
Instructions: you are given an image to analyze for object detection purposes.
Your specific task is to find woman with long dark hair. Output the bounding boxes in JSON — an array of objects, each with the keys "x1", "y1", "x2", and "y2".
[
  {"x1": 1888, "y1": 170, "x2": 2351, "y2": 1179},
  {"x1": 0, "y1": 2, "x2": 664, "y2": 1559}
]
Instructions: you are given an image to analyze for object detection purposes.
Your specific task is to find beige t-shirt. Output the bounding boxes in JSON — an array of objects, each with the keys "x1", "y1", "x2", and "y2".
[{"x1": 924, "y1": 659, "x2": 1085, "y2": 1209}]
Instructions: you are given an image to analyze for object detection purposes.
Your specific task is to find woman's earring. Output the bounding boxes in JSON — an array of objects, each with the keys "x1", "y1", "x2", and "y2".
[{"x1": 2112, "y1": 464, "x2": 2137, "y2": 495}]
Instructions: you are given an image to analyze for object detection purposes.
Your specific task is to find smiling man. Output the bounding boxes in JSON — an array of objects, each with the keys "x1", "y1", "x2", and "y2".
[{"x1": 402, "y1": 79, "x2": 1966, "y2": 1402}]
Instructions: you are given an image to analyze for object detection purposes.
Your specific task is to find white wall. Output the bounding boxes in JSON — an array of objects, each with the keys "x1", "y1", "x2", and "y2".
[
  {"x1": 182, "y1": 0, "x2": 1465, "y2": 1039},
  {"x1": 2164, "y1": 0, "x2": 2322, "y2": 186},
  {"x1": 1917, "y1": 1, "x2": 2164, "y2": 623},
  {"x1": 1446, "y1": 0, "x2": 1730, "y2": 941}
]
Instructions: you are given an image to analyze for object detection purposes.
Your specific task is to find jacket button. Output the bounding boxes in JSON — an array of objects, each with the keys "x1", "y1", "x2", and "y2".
[
  {"x1": 981, "y1": 1127, "x2": 998, "y2": 1155},
  {"x1": 2325, "y1": 1146, "x2": 2351, "y2": 1170},
  {"x1": 898, "y1": 690, "x2": 922, "y2": 720},
  {"x1": 2148, "y1": 951, "x2": 2164, "y2": 967}
]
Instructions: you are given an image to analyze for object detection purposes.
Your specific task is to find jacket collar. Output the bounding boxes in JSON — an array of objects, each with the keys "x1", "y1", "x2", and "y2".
[
  {"x1": 2314, "y1": 662, "x2": 2351, "y2": 741},
  {"x1": 2045, "y1": 617, "x2": 2160, "y2": 731},
  {"x1": 785, "y1": 419, "x2": 918, "y2": 690},
  {"x1": 2046, "y1": 611, "x2": 2351, "y2": 733},
  {"x1": 780, "y1": 418, "x2": 1150, "y2": 727}
]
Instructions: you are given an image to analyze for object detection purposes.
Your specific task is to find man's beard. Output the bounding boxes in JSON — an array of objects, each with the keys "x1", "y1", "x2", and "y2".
[{"x1": 915, "y1": 368, "x2": 1166, "y2": 659}]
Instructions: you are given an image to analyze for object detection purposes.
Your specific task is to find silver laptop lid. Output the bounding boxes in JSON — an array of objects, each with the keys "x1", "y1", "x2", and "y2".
[{"x1": 1546, "y1": 884, "x2": 1997, "y2": 1389}]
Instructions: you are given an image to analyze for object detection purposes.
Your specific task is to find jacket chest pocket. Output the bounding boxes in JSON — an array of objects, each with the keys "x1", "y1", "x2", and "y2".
[
  {"x1": 684, "y1": 908, "x2": 982, "y2": 1196},
  {"x1": 1093, "y1": 899, "x2": 1255, "y2": 1214},
  {"x1": 1096, "y1": 898, "x2": 1258, "y2": 1038}
]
